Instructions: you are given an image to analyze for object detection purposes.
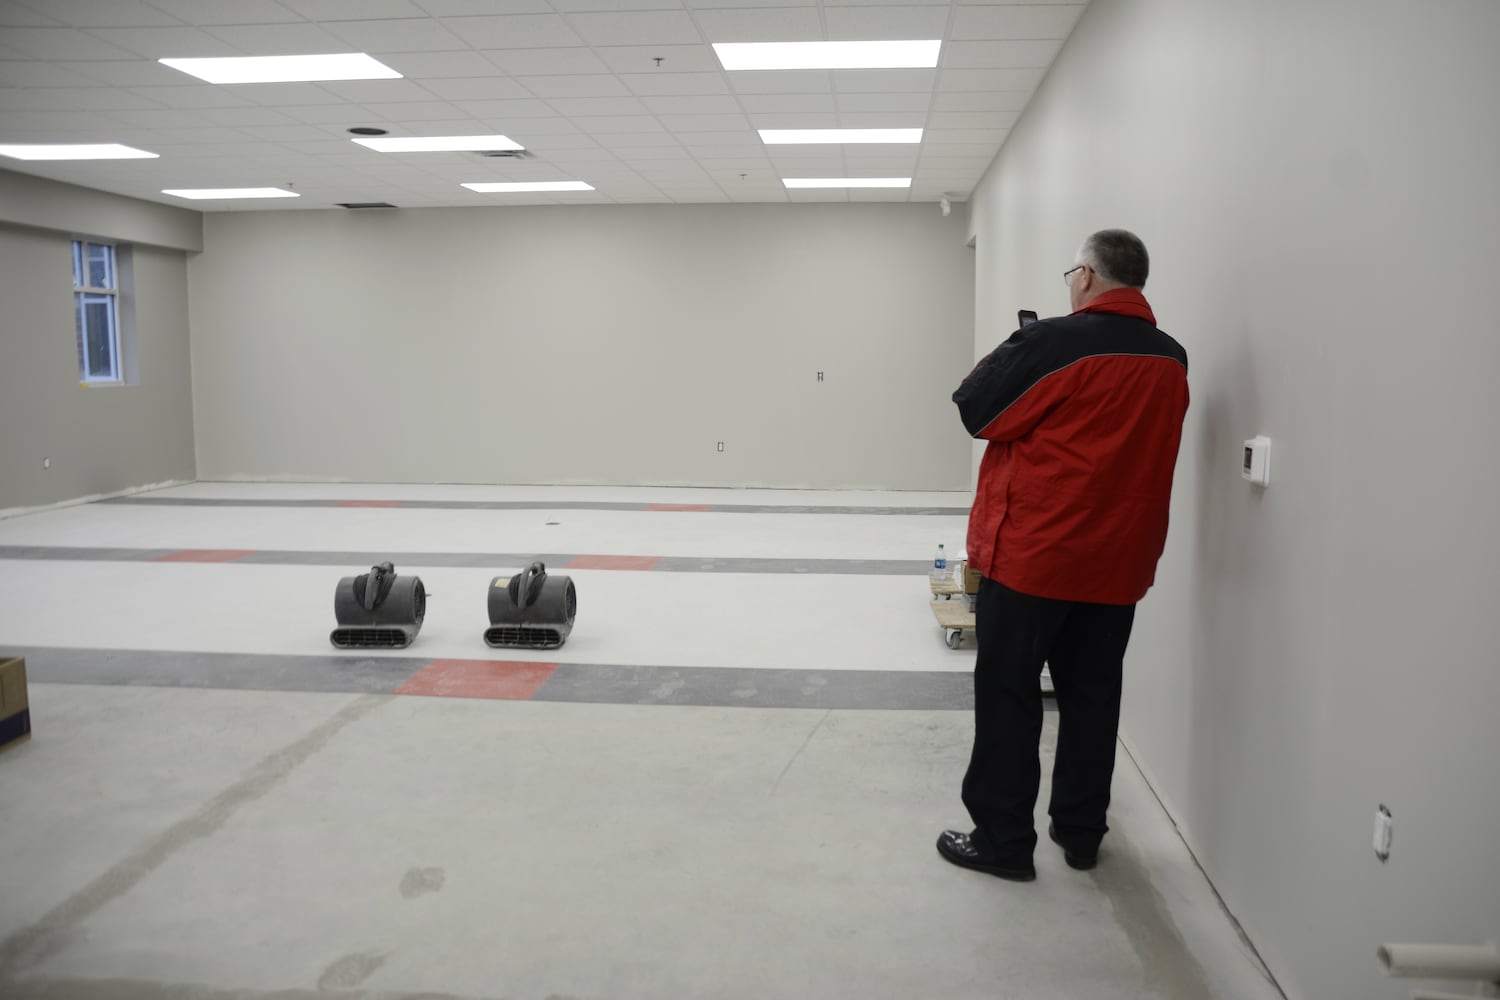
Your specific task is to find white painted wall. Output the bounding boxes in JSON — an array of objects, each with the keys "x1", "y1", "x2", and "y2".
[
  {"x1": 188, "y1": 204, "x2": 975, "y2": 491},
  {"x1": 0, "y1": 172, "x2": 198, "y2": 512},
  {"x1": 967, "y1": 2, "x2": 1500, "y2": 998}
]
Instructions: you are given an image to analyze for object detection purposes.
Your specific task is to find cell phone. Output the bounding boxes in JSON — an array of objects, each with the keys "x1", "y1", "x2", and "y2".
[{"x1": 1018, "y1": 310, "x2": 1038, "y2": 326}]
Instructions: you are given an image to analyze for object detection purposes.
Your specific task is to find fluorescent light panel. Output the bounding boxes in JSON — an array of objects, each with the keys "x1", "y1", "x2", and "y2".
[
  {"x1": 159, "y1": 53, "x2": 400, "y2": 84},
  {"x1": 760, "y1": 128, "x2": 923, "y2": 145},
  {"x1": 715, "y1": 40, "x2": 940, "y2": 71},
  {"x1": 783, "y1": 178, "x2": 912, "y2": 189},
  {"x1": 355, "y1": 135, "x2": 523, "y2": 152},
  {"x1": 0, "y1": 143, "x2": 157, "y2": 160},
  {"x1": 462, "y1": 181, "x2": 594, "y2": 193},
  {"x1": 162, "y1": 188, "x2": 300, "y2": 200}
]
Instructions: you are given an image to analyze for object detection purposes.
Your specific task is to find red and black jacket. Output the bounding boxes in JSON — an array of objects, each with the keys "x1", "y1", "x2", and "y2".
[{"x1": 953, "y1": 288, "x2": 1189, "y2": 605}]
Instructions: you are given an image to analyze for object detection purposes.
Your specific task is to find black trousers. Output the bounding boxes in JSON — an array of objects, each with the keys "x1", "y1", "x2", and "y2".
[{"x1": 962, "y1": 576, "x2": 1136, "y2": 861}]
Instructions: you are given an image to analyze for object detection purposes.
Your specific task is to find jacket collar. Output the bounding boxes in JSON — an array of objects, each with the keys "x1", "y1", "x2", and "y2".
[{"x1": 1073, "y1": 287, "x2": 1156, "y2": 325}]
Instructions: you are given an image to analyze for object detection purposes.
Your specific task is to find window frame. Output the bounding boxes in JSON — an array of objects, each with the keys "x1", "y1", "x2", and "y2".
[{"x1": 73, "y1": 239, "x2": 122, "y2": 384}]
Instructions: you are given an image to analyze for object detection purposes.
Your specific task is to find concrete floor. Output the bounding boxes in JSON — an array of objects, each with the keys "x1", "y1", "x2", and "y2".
[{"x1": 0, "y1": 484, "x2": 1285, "y2": 1000}]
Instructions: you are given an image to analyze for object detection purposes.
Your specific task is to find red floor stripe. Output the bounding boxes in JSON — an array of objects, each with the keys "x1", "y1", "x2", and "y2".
[
  {"x1": 565, "y1": 554, "x2": 661, "y2": 571},
  {"x1": 335, "y1": 500, "x2": 407, "y2": 508},
  {"x1": 151, "y1": 549, "x2": 258, "y2": 563},
  {"x1": 643, "y1": 503, "x2": 713, "y2": 512},
  {"x1": 395, "y1": 659, "x2": 558, "y2": 701}
]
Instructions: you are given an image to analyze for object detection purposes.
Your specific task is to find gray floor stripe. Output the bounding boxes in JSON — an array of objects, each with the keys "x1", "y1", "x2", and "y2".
[
  {"x1": 2, "y1": 645, "x2": 1018, "y2": 712},
  {"x1": 100, "y1": 496, "x2": 971, "y2": 516},
  {"x1": 0, "y1": 546, "x2": 930, "y2": 575}
]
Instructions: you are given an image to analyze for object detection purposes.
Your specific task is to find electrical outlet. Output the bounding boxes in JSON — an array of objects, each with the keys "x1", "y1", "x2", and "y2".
[
  {"x1": 716, "y1": 441, "x2": 724, "y2": 453},
  {"x1": 43, "y1": 457, "x2": 50, "y2": 469},
  {"x1": 817, "y1": 371, "x2": 824, "y2": 382}
]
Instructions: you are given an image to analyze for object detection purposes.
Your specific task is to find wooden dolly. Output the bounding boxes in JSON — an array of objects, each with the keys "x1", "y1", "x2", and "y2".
[{"x1": 929, "y1": 576, "x2": 1055, "y2": 693}]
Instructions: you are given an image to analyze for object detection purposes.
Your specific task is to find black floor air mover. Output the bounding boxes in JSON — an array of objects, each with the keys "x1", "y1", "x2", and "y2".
[
  {"x1": 486, "y1": 561, "x2": 576, "y2": 649},
  {"x1": 331, "y1": 562, "x2": 426, "y2": 649}
]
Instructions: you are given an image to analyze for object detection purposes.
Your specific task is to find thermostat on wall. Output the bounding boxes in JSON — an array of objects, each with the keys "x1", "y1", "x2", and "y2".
[{"x1": 1243, "y1": 436, "x2": 1271, "y2": 487}]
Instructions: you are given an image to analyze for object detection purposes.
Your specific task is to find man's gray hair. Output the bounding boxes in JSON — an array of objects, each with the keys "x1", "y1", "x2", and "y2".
[{"x1": 1080, "y1": 229, "x2": 1149, "y2": 288}]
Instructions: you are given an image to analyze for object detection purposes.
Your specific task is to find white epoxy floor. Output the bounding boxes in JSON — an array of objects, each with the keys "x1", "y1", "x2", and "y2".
[{"x1": 0, "y1": 483, "x2": 1285, "y2": 1000}]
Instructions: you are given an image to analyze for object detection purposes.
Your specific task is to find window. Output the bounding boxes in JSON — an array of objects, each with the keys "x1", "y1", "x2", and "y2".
[{"x1": 73, "y1": 240, "x2": 120, "y2": 383}]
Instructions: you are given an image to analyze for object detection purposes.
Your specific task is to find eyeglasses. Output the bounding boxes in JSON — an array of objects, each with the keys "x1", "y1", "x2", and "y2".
[{"x1": 1063, "y1": 264, "x2": 1086, "y2": 286}]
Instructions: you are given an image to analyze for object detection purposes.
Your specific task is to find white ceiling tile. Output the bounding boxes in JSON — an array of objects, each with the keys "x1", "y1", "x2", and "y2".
[
  {"x1": 540, "y1": 147, "x2": 627, "y2": 162},
  {"x1": 100, "y1": 106, "x2": 215, "y2": 127},
  {"x1": 448, "y1": 97, "x2": 554, "y2": 117},
  {"x1": 831, "y1": 68, "x2": 936, "y2": 92},
  {"x1": 693, "y1": 6, "x2": 822, "y2": 43},
  {"x1": 202, "y1": 23, "x2": 356, "y2": 55},
  {"x1": 927, "y1": 110, "x2": 1018, "y2": 130},
  {"x1": 191, "y1": 106, "x2": 304, "y2": 127},
  {"x1": 640, "y1": 94, "x2": 739, "y2": 114},
  {"x1": 439, "y1": 14, "x2": 583, "y2": 47},
  {"x1": 932, "y1": 90, "x2": 1029, "y2": 112},
  {"x1": 86, "y1": 27, "x2": 244, "y2": 59},
  {"x1": 278, "y1": 0, "x2": 428, "y2": 19},
  {"x1": 937, "y1": 68, "x2": 1043, "y2": 91},
  {"x1": 620, "y1": 71, "x2": 729, "y2": 96},
  {"x1": 820, "y1": 0, "x2": 948, "y2": 6},
  {"x1": 591, "y1": 132, "x2": 683, "y2": 147},
  {"x1": 484, "y1": 47, "x2": 610, "y2": 75},
  {"x1": 675, "y1": 133, "x2": 761, "y2": 149},
  {"x1": 278, "y1": 104, "x2": 378, "y2": 123},
  {"x1": 917, "y1": 156, "x2": 993, "y2": 170},
  {"x1": 139, "y1": 0, "x2": 311, "y2": 26},
  {"x1": 520, "y1": 74, "x2": 631, "y2": 98},
  {"x1": 847, "y1": 188, "x2": 910, "y2": 201},
  {"x1": 18, "y1": 0, "x2": 179, "y2": 27},
  {"x1": 834, "y1": 91, "x2": 931, "y2": 113},
  {"x1": 379, "y1": 50, "x2": 499, "y2": 77},
  {"x1": 322, "y1": 18, "x2": 468, "y2": 51},
  {"x1": 510, "y1": 131, "x2": 599, "y2": 147},
  {"x1": 0, "y1": 27, "x2": 141, "y2": 59},
  {"x1": 237, "y1": 83, "x2": 355, "y2": 106},
  {"x1": 0, "y1": 89, "x2": 84, "y2": 110},
  {"x1": 567, "y1": 10, "x2": 703, "y2": 45},
  {"x1": 747, "y1": 111, "x2": 839, "y2": 128},
  {"x1": 551, "y1": 0, "x2": 685, "y2": 9},
  {"x1": 568, "y1": 114, "x2": 664, "y2": 133},
  {"x1": 55, "y1": 59, "x2": 193, "y2": 86},
  {"x1": 236, "y1": 124, "x2": 344, "y2": 142},
  {"x1": 0, "y1": 2, "x2": 64, "y2": 26},
  {"x1": 729, "y1": 70, "x2": 830, "y2": 94},
  {"x1": 0, "y1": 60, "x2": 101, "y2": 86},
  {"x1": 422, "y1": 77, "x2": 534, "y2": 100},
  {"x1": 357, "y1": 100, "x2": 466, "y2": 120},
  {"x1": 316, "y1": 79, "x2": 443, "y2": 102},
  {"x1": 596, "y1": 44, "x2": 719, "y2": 73},
  {"x1": 151, "y1": 128, "x2": 262, "y2": 144},
  {"x1": 951, "y1": 4, "x2": 1086, "y2": 40},
  {"x1": 121, "y1": 85, "x2": 259, "y2": 109},
  {"x1": 414, "y1": 0, "x2": 550, "y2": 13},
  {"x1": 835, "y1": 110, "x2": 926, "y2": 127},
  {"x1": 659, "y1": 113, "x2": 749, "y2": 132},
  {"x1": 823, "y1": 5, "x2": 949, "y2": 40},
  {"x1": 922, "y1": 142, "x2": 1005, "y2": 157},
  {"x1": 545, "y1": 96, "x2": 648, "y2": 115},
  {"x1": 942, "y1": 40, "x2": 1062, "y2": 70},
  {"x1": 737, "y1": 92, "x2": 833, "y2": 113}
]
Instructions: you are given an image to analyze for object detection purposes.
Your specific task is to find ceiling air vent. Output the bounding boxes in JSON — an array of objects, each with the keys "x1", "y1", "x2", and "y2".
[
  {"x1": 475, "y1": 149, "x2": 534, "y2": 159},
  {"x1": 337, "y1": 202, "x2": 397, "y2": 209}
]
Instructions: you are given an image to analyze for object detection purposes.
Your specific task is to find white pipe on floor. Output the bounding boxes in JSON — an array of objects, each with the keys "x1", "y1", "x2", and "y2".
[{"x1": 1377, "y1": 942, "x2": 1500, "y2": 980}]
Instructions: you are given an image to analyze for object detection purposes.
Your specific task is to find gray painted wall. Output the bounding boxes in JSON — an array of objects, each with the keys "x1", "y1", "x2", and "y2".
[
  {"x1": 966, "y1": 1, "x2": 1500, "y2": 998},
  {"x1": 0, "y1": 174, "x2": 198, "y2": 513},
  {"x1": 188, "y1": 203, "x2": 976, "y2": 490}
]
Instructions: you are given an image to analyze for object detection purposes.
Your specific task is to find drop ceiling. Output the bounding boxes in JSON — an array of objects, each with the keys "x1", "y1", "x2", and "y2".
[{"x1": 0, "y1": 0, "x2": 1088, "y2": 211}]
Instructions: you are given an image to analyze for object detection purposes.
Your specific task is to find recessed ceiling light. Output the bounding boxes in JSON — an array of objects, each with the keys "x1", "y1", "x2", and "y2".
[
  {"x1": 159, "y1": 53, "x2": 400, "y2": 85},
  {"x1": 347, "y1": 127, "x2": 388, "y2": 136},
  {"x1": 354, "y1": 135, "x2": 524, "y2": 153},
  {"x1": 161, "y1": 188, "x2": 300, "y2": 200},
  {"x1": 783, "y1": 178, "x2": 912, "y2": 189},
  {"x1": 714, "y1": 40, "x2": 941, "y2": 71},
  {"x1": 759, "y1": 129, "x2": 923, "y2": 145},
  {"x1": 461, "y1": 181, "x2": 595, "y2": 193},
  {"x1": 0, "y1": 143, "x2": 158, "y2": 161}
]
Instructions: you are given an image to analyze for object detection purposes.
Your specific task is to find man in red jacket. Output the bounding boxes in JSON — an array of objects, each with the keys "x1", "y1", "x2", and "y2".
[{"x1": 938, "y1": 229, "x2": 1189, "y2": 881}]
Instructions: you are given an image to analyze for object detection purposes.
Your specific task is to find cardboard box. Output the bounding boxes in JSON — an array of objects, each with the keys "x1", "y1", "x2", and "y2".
[
  {"x1": 1, "y1": 657, "x2": 31, "y2": 754},
  {"x1": 963, "y1": 562, "x2": 982, "y2": 595}
]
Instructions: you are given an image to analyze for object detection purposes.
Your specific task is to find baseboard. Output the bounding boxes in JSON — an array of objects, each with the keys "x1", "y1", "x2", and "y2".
[{"x1": 0, "y1": 478, "x2": 194, "y2": 521}]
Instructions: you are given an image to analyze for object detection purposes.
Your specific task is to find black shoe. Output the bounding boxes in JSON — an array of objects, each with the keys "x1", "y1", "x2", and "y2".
[
  {"x1": 1048, "y1": 823, "x2": 1098, "y2": 871},
  {"x1": 935, "y1": 830, "x2": 1036, "y2": 881}
]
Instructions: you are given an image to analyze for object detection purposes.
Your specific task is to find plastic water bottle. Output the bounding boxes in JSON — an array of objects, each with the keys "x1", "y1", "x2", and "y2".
[{"x1": 932, "y1": 544, "x2": 950, "y2": 582}]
